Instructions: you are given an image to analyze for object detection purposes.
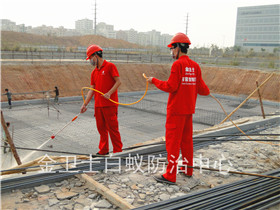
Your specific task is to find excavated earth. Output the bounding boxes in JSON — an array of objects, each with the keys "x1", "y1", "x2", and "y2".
[
  {"x1": 1, "y1": 64, "x2": 280, "y2": 102},
  {"x1": 1, "y1": 63, "x2": 280, "y2": 210}
]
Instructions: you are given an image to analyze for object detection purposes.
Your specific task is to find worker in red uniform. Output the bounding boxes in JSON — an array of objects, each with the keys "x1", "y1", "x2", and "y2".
[
  {"x1": 80, "y1": 44, "x2": 123, "y2": 155},
  {"x1": 147, "y1": 33, "x2": 210, "y2": 184}
]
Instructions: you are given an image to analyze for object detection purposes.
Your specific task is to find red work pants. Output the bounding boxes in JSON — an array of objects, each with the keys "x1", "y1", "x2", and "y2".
[
  {"x1": 95, "y1": 106, "x2": 122, "y2": 154},
  {"x1": 163, "y1": 113, "x2": 193, "y2": 182}
]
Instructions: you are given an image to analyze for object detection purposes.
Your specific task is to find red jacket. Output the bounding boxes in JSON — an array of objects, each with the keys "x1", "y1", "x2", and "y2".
[
  {"x1": 152, "y1": 55, "x2": 209, "y2": 115},
  {"x1": 91, "y1": 60, "x2": 119, "y2": 107}
]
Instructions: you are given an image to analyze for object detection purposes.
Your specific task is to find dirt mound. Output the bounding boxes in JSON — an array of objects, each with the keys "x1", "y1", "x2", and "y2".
[
  {"x1": 78, "y1": 35, "x2": 142, "y2": 49},
  {"x1": 1, "y1": 31, "x2": 145, "y2": 49},
  {"x1": 1, "y1": 64, "x2": 279, "y2": 102},
  {"x1": 201, "y1": 66, "x2": 279, "y2": 102},
  {"x1": 0, "y1": 63, "x2": 171, "y2": 101}
]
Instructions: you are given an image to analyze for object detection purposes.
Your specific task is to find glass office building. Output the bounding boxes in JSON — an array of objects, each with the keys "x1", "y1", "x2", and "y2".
[{"x1": 234, "y1": 4, "x2": 280, "y2": 52}]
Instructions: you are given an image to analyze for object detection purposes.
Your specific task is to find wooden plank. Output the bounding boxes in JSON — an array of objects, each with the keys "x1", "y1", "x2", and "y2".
[
  {"x1": 1, "y1": 155, "x2": 89, "y2": 175},
  {"x1": 79, "y1": 173, "x2": 135, "y2": 209},
  {"x1": 256, "y1": 81, "x2": 266, "y2": 119},
  {"x1": 219, "y1": 73, "x2": 274, "y2": 124},
  {"x1": 1, "y1": 110, "x2": 22, "y2": 166},
  {"x1": 66, "y1": 164, "x2": 135, "y2": 209}
]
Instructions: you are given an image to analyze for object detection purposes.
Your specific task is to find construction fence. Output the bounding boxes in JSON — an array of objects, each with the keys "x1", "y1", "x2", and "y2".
[{"x1": 1, "y1": 51, "x2": 279, "y2": 69}]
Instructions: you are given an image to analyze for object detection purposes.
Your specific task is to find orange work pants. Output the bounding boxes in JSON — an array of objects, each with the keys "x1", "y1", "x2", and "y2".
[
  {"x1": 163, "y1": 113, "x2": 193, "y2": 182},
  {"x1": 95, "y1": 106, "x2": 122, "y2": 154}
]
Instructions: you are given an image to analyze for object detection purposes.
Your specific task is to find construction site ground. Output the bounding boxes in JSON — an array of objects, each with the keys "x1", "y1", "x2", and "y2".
[
  {"x1": 1, "y1": 91, "x2": 279, "y2": 167},
  {"x1": 1, "y1": 63, "x2": 280, "y2": 209},
  {"x1": 1, "y1": 91, "x2": 280, "y2": 209}
]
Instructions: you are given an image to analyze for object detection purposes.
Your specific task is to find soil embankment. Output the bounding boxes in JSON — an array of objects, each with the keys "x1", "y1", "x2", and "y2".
[{"x1": 1, "y1": 64, "x2": 279, "y2": 102}]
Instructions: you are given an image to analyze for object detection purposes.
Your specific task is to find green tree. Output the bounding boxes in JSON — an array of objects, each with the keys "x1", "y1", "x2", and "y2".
[
  {"x1": 273, "y1": 48, "x2": 279, "y2": 53},
  {"x1": 233, "y1": 45, "x2": 241, "y2": 52}
]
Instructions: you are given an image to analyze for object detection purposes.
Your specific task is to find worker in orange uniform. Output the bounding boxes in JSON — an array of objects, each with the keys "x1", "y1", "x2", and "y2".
[
  {"x1": 147, "y1": 33, "x2": 210, "y2": 184},
  {"x1": 80, "y1": 45, "x2": 123, "y2": 155}
]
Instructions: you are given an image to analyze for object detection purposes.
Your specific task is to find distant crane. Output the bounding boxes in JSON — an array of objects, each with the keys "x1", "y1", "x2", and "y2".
[
  {"x1": 94, "y1": 0, "x2": 97, "y2": 35},
  {"x1": 185, "y1": 13, "x2": 189, "y2": 35}
]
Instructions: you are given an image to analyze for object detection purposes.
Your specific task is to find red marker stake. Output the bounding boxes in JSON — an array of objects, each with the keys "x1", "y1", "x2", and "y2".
[{"x1": 50, "y1": 113, "x2": 81, "y2": 140}]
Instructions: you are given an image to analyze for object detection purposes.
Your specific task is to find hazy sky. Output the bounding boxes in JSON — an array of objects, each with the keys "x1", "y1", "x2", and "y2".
[{"x1": 1, "y1": 0, "x2": 279, "y2": 47}]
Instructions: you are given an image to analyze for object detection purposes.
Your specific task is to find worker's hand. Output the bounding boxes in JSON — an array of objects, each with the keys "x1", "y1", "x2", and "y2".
[
  {"x1": 103, "y1": 92, "x2": 111, "y2": 100},
  {"x1": 147, "y1": 77, "x2": 154, "y2": 84},
  {"x1": 80, "y1": 104, "x2": 87, "y2": 113}
]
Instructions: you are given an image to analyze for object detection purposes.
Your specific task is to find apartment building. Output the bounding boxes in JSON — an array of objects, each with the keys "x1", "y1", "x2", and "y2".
[
  {"x1": 75, "y1": 18, "x2": 94, "y2": 35},
  {"x1": 1, "y1": 18, "x2": 172, "y2": 47}
]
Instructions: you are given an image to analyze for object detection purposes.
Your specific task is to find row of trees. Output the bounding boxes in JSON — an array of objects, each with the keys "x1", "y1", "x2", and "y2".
[
  {"x1": 189, "y1": 44, "x2": 279, "y2": 58},
  {"x1": 2, "y1": 43, "x2": 279, "y2": 59}
]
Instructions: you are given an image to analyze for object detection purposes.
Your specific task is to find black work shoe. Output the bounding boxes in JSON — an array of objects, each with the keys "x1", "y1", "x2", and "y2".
[
  {"x1": 91, "y1": 152, "x2": 109, "y2": 158},
  {"x1": 153, "y1": 175, "x2": 176, "y2": 185},
  {"x1": 96, "y1": 152, "x2": 109, "y2": 156}
]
